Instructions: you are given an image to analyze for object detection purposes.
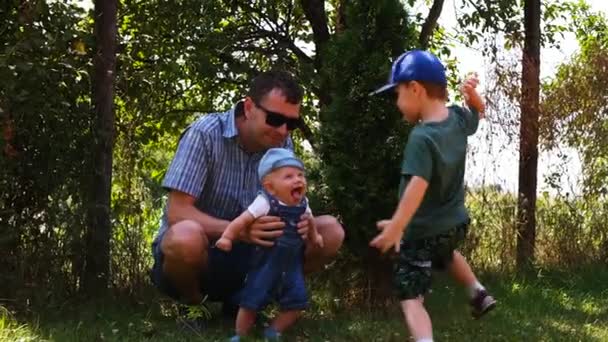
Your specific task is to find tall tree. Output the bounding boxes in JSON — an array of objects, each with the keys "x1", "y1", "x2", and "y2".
[
  {"x1": 457, "y1": 0, "x2": 572, "y2": 269},
  {"x1": 317, "y1": 0, "x2": 418, "y2": 298},
  {"x1": 516, "y1": 0, "x2": 541, "y2": 268},
  {"x1": 84, "y1": 0, "x2": 117, "y2": 294}
]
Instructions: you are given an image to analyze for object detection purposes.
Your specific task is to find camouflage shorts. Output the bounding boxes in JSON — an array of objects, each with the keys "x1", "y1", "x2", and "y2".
[{"x1": 393, "y1": 223, "x2": 468, "y2": 300}]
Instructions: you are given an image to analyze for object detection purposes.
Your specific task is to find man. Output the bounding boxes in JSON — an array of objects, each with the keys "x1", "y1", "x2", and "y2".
[{"x1": 150, "y1": 70, "x2": 345, "y2": 324}]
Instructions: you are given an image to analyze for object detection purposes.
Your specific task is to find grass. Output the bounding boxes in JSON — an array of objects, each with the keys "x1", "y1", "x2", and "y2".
[{"x1": 1, "y1": 265, "x2": 606, "y2": 341}]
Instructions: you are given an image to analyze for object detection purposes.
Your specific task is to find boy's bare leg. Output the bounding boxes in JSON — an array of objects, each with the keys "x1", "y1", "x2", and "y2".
[
  {"x1": 270, "y1": 310, "x2": 302, "y2": 333},
  {"x1": 448, "y1": 251, "x2": 477, "y2": 287},
  {"x1": 235, "y1": 308, "x2": 257, "y2": 336},
  {"x1": 401, "y1": 297, "x2": 433, "y2": 341},
  {"x1": 449, "y1": 251, "x2": 487, "y2": 296},
  {"x1": 449, "y1": 251, "x2": 496, "y2": 318}
]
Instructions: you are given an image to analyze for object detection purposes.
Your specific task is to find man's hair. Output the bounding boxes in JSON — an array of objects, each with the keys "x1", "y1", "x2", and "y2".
[
  {"x1": 247, "y1": 70, "x2": 303, "y2": 104},
  {"x1": 407, "y1": 80, "x2": 448, "y2": 101}
]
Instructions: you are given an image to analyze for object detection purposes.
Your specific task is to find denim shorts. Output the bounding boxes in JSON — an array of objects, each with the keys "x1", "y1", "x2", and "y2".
[{"x1": 150, "y1": 230, "x2": 253, "y2": 304}]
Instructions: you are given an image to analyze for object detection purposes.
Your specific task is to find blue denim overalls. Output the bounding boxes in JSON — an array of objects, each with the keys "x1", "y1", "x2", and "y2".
[{"x1": 238, "y1": 190, "x2": 309, "y2": 311}]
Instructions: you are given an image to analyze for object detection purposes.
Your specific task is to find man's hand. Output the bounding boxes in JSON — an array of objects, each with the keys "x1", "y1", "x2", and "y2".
[
  {"x1": 460, "y1": 73, "x2": 485, "y2": 116},
  {"x1": 215, "y1": 237, "x2": 233, "y2": 251},
  {"x1": 370, "y1": 219, "x2": 403, "y2": 253},
  {"x1": 242, "y1": 216, "x2": 285, "y2": 247},
  {"x1": 297, "y1": 213, "x2": 312, "y2": 240}
]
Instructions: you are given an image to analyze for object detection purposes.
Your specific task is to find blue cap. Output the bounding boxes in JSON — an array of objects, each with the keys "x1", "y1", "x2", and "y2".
[
  {"x1": 370, "y1": 50, "x2": 447, "y2": 95},
  {"x1": 258, "y1": 148, "x2": 305, "y2": 181}
]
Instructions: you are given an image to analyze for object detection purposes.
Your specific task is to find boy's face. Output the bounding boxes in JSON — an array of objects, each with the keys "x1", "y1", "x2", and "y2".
[
  {"x1": 396, "y1": 82, "x2": 423, "y2": 123},
  {"x1": 263, "y1": 166, "x2": 307, "y2": 206}
]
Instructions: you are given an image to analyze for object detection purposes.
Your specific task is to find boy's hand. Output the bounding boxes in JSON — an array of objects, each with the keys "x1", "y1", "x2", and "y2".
[
  {"x1": 460, "y1": 73, "x2": 486, "y2": 116},
  {"x1": 370, "y1": 219, "x2": 403, "y2": 253}
]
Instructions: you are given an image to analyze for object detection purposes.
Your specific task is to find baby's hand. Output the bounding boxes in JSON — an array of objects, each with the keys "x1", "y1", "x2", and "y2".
[
  {"x1": 313, "y1": 233, "x2": 324, "y2": 248},
  {"x1": 460, "y1": 73, "x2": 485, "y2": 116},
  {"x1": 215, "y1": 237, "x2": 233, "y2": 251}
]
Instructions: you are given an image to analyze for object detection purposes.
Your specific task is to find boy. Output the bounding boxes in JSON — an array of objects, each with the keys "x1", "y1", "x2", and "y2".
[
  {"x1": 216, "y1": 148, "x2": 323, "y2": 341},
  {"x1": 370, "y1": 50, "x2": 496, "y2": 342}
]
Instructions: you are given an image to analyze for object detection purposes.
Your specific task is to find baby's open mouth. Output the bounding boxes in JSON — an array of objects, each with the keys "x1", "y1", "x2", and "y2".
[{"x1": 291, "y1": 186, "x2": 304, "y2": 201}]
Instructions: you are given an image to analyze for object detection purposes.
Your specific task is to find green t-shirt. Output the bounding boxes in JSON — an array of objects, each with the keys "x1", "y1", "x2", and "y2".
[{"x1": 399, "y1": 105, "x2": 479, "y2": 241}]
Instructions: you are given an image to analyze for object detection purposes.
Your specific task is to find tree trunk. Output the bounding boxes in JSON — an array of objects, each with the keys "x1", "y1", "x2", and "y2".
[
  {"x1": 300, "y1": 0, "x2": 332, "y2": 108},
  {"x1": 516, "y1": 0, "x2": 540, "y2": 269},
  {"x1": 299, "y1": 0, "x2": 330, "y2": 71},
  {"x1": 365, "y1": 251, "x2": 394, "y2": 306},
  {"x1": 336, "y1": 0, "x2": 347, "y2": 34},
  {"x1": 83, "y1": 0, "x2": 117, "y2": 294},
  {"x1": 418, "y1": 0, "x2": 445, "y2": 49}
]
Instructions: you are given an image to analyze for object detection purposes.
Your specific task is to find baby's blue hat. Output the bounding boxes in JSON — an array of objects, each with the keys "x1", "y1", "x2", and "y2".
[{"x1": 258, "y1": 148, "x2": 305, "y2": 181}]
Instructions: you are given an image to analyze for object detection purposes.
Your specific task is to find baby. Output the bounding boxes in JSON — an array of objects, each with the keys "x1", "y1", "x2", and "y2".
[{"x1": 216, "y1": 148, "x2": 323, "y2": 341}]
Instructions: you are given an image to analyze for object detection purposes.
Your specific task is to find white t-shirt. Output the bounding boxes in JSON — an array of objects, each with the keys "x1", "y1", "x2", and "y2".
[{"x1": 247, "y1": 194, "x2": 312, "y2": 219}]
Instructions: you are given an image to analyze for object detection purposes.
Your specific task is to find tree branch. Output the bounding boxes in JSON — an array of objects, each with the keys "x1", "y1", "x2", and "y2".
[
  {"x1": 419, "y1": 0, "x2": 445, "y2": 49},
  {"x1": 299, "y1": 0, "x2": 330, "y2": 70}
]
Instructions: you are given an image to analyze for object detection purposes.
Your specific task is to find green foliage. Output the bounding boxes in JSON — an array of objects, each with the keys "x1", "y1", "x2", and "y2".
[
  {"x1": 316, "y1": 0, "x2": 417, "y2": 250},
  {"x1": 0, "y1": 306, "x2": 43, "y2": 342},
  {"x1": 457, "y1": 0, "x2": 578, "y2": 54},
  {"x1": 541, "y1": 6, "x2": 608, "y2": 197},
  {"x1": 0, "y1": 0, "x2": 93, "y2": 296},
  {"x1": 464, "y1": 187, "x2": 608, "y2": 271}
]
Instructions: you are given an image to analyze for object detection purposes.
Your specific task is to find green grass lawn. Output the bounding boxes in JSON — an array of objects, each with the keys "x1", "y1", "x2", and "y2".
[{"x1": 2, "y1": 266, "x2": 606, "y2": 341}]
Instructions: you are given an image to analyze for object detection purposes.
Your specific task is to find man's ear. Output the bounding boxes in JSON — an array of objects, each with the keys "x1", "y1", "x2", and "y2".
[{"x1": 243, "y1": 97, "x2": 255, "y2": 119}]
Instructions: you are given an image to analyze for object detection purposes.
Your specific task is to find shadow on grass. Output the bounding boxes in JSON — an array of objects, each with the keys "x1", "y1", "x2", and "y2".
[{"x1": 2, "y1": 266, "x2": 607, "y2": 341}]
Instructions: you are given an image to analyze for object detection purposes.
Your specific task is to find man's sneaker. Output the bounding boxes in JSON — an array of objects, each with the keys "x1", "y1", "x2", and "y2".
[
  {"x1": 177, "y1": 303, "x2": 211, "y2": 334},
  {"x1": 470, "y1": 289, "x2": 496, "y2": 319}
]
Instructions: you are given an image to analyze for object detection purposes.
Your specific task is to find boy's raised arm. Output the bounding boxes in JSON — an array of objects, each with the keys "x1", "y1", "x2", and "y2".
[{"x1": 460, "y1": 73, "x2": 485, "y2": 118}]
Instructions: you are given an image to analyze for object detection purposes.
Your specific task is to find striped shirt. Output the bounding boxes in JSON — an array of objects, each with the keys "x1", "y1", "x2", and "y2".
[{"x1": 152, "y1": 102, "x2": 293, "y2": 246}]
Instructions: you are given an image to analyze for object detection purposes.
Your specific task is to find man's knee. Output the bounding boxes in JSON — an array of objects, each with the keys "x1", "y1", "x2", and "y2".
[
  {"x1": 161, "y1": 220, "x2": 209, "y2": 266},
  {"x1": 315, "y1": 215, "x2": 345, "y2": 255}
]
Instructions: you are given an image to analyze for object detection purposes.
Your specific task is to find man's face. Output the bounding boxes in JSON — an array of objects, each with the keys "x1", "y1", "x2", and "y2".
[
  {"x1": 245, "y1": 88, "x2": 301, "y2": 148},
  {"x1": 396, "y1": 82, "x2": 422, "y2": 123},
  {"x1": 263, "y1": 166, "x2": 307, "y2": 206}
]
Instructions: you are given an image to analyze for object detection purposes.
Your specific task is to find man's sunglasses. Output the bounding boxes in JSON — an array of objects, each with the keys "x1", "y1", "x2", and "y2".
[{"x1": 255, "y1": 101, "x2": 302, "y2": 131}]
